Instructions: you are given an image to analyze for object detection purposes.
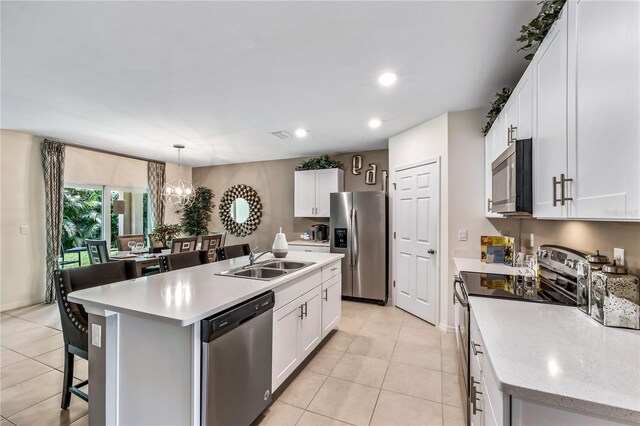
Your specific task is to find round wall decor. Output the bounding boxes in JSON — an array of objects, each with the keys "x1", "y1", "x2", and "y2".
[{"x1": 219, "y1": 184, "x2": 262, "y2": 237}]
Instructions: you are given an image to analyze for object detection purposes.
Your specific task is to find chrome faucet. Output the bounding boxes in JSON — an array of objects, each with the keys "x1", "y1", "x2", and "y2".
[{"x1": 248, "y1": 247, "x2": 273, "y2": 266}]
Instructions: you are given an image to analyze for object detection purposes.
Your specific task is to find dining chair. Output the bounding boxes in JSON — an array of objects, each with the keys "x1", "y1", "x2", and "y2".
[
  {"x1": 201, "y1": 233, "x2": 226, "y2": 262},
  {"x1": 116, "y1": 234, "x2": 145, "y2": 251},
  {"x1": 158, "y1": 250, "x2": 209, "y2": 272},
  {"x1": 171, "y1": 236, "x2": 198, "y2": 254},
  {"x1": 54, "y1": 260, "x2": 138, "y2": 409},
  {"x1": 215, "y1": 244, "x2": 251, "y2": 261},
  {"x1": 85, "y1": 239, "x2": 110, "y2": 264},
  {"x1": 59, "y1": 243, "x2": 81, "y2": 269}
]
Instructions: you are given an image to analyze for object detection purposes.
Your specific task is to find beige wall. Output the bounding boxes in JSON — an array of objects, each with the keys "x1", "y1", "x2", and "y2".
[
  {"x1": 192, "y1": 149, "x2": 388, "y2": 251},
  {"x1": 0, "y1": 130, "x2": 190, "y2": 311}
]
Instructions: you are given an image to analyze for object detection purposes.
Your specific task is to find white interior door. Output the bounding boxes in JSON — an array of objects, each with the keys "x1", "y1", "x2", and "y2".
[{"x1": 394, "y1": 161, "x2": 439, "y2": 324}]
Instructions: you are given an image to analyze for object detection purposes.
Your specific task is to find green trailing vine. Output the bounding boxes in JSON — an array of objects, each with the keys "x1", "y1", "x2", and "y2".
[
  {"x1": 517, "y1": 0, "x2": 566, "y2": 60},
  {"x1": 180, "y1": 187, "x2": 215, "y2": 236},
  {"x1": 295, "y1": 155, "x2": 343, "y2": 171},
  {"x1": 481, "y1": 87, "x2": 513, "y2": 136}
]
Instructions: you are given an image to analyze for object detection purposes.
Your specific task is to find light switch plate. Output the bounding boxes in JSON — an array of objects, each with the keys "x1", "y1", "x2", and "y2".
[
  {"x1": 529, "y1": 233, "x2": 535, "y2": 248},
  {"x1": 91, "y1": 324, "x2": 102, "y2": 348},
  {"x1": 458, "y1": 229, "x2": 468, "y2": 241},
  {"x1": 20, "y1": 225, "x2": 29, "y2": 234},
  {"x1": 614, "y1": 248, "x2": 625, "y2": 266}
]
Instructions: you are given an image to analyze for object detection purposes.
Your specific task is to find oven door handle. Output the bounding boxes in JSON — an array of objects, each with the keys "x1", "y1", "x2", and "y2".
[{"x1": 453, "y1": 277, "x2": 469, "y2": 308}]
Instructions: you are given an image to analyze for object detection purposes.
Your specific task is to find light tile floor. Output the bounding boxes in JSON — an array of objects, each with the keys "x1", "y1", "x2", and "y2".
[
  {"x1": 262, "y1": 300, "x2": 465, "y2": 426},
  {"x1": 0, "y1": 301, "x2": 465, "y2": 426}
]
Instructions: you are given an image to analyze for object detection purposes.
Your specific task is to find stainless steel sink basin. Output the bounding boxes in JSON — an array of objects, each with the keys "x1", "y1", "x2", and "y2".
[
  {"x1": 231, "y1": 268, "x2": 287, "y2": 279},
  {"x1": 259, "y1": 261, "x2": 314, "y2": 270}
]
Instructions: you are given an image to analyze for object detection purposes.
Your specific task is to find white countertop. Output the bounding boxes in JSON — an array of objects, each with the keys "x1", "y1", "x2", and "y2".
[
  {"x1": 68, "y1": 252, "x2": 343, "y2": 327},
  {"x1": 288, "y1": 239, "x2": 330, "y2": 247},
  {"x1": 470, "y1": 296, "x2": 640, "y2": 423},
  {"x1": 453, "y1": 257, "x2": 524, "y2": 275}
]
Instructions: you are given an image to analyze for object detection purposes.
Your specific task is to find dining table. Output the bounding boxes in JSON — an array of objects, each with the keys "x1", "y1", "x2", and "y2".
[{"x1": 110, "y1": 250, "x2": 170, "y2": 276}]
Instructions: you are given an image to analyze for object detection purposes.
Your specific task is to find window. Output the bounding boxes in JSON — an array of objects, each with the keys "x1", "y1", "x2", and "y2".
[
  {"x1": 61, "y1": 185, "x2": 104, "y2": 266},
  {"x1": 110, "y1": 189, "x2": 149, "y2": 249}
]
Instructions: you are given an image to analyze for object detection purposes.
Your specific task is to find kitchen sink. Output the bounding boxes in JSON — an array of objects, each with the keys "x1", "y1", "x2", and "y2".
[
  {"x1": 231, "y1": 268, "x2": 287, "y2": 279},
  {"x1": 258, "y1": 260, "x2": 314, "y2": 270}
]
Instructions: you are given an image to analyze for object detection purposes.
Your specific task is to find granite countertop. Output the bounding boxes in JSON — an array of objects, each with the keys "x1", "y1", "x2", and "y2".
[
  {"x1": 454, "y1": 256, "x2": 640, "y2": 422},
  {"x1": 289, "y1": 239, "x2": 330, "y2": 247},
  {"x1": 68, "y1": 252, "x2": 343, "y2": 327}
]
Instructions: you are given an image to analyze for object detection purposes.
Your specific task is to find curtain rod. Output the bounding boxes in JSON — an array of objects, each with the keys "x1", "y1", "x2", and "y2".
[{"x1": 60, "y1": 141, "x2": 167, "y2": 165}]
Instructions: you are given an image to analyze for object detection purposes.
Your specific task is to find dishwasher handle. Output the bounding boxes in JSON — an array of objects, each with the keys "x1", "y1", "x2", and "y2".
[{"x1": 202, "y1": 291, "x2": 275, "y2": 342}]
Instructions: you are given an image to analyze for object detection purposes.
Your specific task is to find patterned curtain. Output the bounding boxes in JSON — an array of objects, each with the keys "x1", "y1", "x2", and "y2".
[
  {"x1": 41, "y1": 140, "x2": 66, "y2": 303},
  {"x1": 148, "y1": 161, "x2": 166, "y2": 226}
]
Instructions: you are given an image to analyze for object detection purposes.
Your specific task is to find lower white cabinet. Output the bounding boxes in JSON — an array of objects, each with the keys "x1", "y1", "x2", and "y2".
[
  {"x1": 272, "y1": 297, "x2": 303, "y2": 390},
  {"x1": 299, "y1": 287, "x2": 322, "y2": 359},
  {"x1": 321, "y1": 275, "x2": 341, "y2": 338},
  {"x1": 288, "y1": 244, "x2": 330, "y2": 254}
]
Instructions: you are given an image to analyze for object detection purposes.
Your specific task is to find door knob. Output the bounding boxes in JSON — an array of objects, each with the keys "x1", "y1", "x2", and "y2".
[{"x1": 427, "y1": 249, "x2": 436, "y2": 254}]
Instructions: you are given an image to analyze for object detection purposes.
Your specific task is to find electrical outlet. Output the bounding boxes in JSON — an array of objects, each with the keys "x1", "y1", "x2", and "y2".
[
  {"x1": 91, "y1": 324, "x2": 102, "y2": 348},
  {"x1": 614, "y1": 248, "x2": 625, "y2": 266},
  {"x1": 529, "y1": 233, "x2": 535, "y2": 249},
  {"x1": 20, "y1": 225, "x2": 29, "y2": 234},
  {"x1": 458, "y1": 229, "x2": 468, "y2": 241}
]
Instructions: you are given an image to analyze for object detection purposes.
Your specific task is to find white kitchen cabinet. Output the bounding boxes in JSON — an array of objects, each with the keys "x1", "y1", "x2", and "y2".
[
  {"x1": 321, "y1": 274, "x2": 341, "y2": 338},
  {"x1": 288, "y1": 243, "x2": 330, "y2": 254},
  {"x1": 485, "y1": 126, "x2": 502, "y2": 218},
  {"x1": 299, "y1": 286, "x2": 322, "y2": 359},
  {"x1": 567, "y1": 0, "x2": 640, "y2": 220},
  {"x1": 294, "y1": 169, "x2": 344, "y2": 217},
  {"x1": 533, "y1": 3, "x2": 569, "y2": 219},
  {"x1": 272, "y1": 297, "x2": 303, "y2": 390},
  {"x1": 492, "y1": 112, "x2": 507, "y2": 163},
  {"x1": 505, "y1": 64, "x2": 533, "y2": 144}
]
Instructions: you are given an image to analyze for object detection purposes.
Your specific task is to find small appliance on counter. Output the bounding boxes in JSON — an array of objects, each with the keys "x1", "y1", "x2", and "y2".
[
  {"x1": 590, "y1": 262, "x2": 640, "y2": 330},
  {"x1": 576, "y1": 250, "x2": 608, "y2": 315},
  {"x1": 311, "y1": 224, "x2": 328, "y2": 242},
  {"x1": 272, "y1": 227, "x2": 288, "y2": 258}
]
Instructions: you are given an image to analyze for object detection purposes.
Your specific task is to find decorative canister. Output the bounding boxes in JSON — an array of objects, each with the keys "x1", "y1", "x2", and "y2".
[
  {"x1": 590, "y1": 262, "x2": 640, "y2": 330},
  {"x1": 272, "y1": 227, "x2": 288, "y2": 258},
  {"x1": 577, "y1": 251, "x2": 608, "y2": 315}
]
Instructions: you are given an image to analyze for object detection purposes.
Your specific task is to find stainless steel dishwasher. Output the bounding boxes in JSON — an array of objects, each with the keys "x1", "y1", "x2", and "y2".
[{"x1": 201, "y1": 291, "x2": 274, "y2": 426}]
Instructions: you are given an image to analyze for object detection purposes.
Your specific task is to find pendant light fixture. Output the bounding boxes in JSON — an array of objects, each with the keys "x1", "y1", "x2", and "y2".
[{"x1": 162, "y1": 144, "x2": 195, "y2": 209}]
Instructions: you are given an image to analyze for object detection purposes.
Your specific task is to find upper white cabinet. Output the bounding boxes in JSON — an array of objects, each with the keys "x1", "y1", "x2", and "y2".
[
  {"x1": 294, "y1": 169, "x2": 344, "y2": 217},
  {"x1": 485, "y1": 126, "x2": 502, "y2": 218},
  {"x1": 567, "y1": 0, "x2": 640, "y2": 220},
  {"x1": 533, "y1": 5, "x2": 569, "y2": 219}
]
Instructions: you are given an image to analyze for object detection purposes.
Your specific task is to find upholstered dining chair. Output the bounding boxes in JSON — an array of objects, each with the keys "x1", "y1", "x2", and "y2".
[
  {"x1": 200, "y1": 233, "x2": 226, "y2": 262},
  {"x1": 215, "y1": 244, "x2": 251, "y2": 261},
  {"x1": 85, "y1": 239, "x2": 110, "y2": 264},
  {"x1": 158, "y1": 250, "x2": 209, "y2": 272},
  {"x1": 170, "y1": 236, "x2": 198, "y2": 254},
  {"x1": 54, "y1": 260, "x2": 138, "y2": 409},
  {"x1": 115, "y1": 234, "x2": 145, "y2": 251}
]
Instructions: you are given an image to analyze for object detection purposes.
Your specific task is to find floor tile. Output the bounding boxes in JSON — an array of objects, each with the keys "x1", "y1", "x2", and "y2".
[
  {"x1": 391, "y1": 341, "x2": 441, "y2": 371},
  {"x1": 305, "y1": 349, "x2": 343, "y2": 376},
  {"x1": 370, "y1": 390, "x2": 443, "y2": 426},
  {"x1": 382, "y1": 362, "x2": 442, "y2": 403},
  {"x1": 73, "y1": 359, "x2": 88, "y2": 381},
  {"x1": 33, "y1": 348, "x2": 65, "y2": 370},
  {"x1": 69, "y1": 415, "x2": 88, "y2": 426},
  {"x1": 1, "y1": 359, "x2": 53, "y2": 390},
  {"x1": 443, "y1": 404, "x2": 465, "y2": 426},
  {"x1": 7, "y1": 392, "x2": 87, "y2": 426},
  {"x1": 6, "y1": 304, "x2": 60, "y2": 330},
  {"x1": 10, "y1": 334, "x2": 64, "y2": 358},
  {"x1": 397, "y1": 325, "x2": 441, "y2": 348},
  {"x1": 0, "y1": 370, "x2": 63, "y2": 417},
  {"x1": 442, "y1": 372, "x2": 462, "y2": 408},
  {"x1": 279, "y1": 370, "x2": 327, "y2": 409},
  {"x1": 1, "y1": 327, "x2": 60, "y2": 351},
  {"x1": 367, "y1": 308, "x2": 405, "y2": 326},
  {"x1": 261, "y1": 401, "x2": 304, "y2": 426},
  {"x1": 1, "y1": 417, "x2": 15, "y2": 426},
  {"x1": 441, "y1": 333, "x2": 457, "y2": 351},
  {"x1": 323, "y1": 331, "x2": 355, "y2": 352},
  {"x1": 307, "y1": 377, "x2": 379, "y2": 426},
  {"x1": 330, "y1": 353, "x2": 388, "y2": 388},
  {"x1": 0, "y1": 349, "x2": 28, "y2": 369},
  {"x1": 337, "y1": 317, "x2": 365, "y2": 334},
  {"x1": 340, "y1": 307, "x2": 372, "y2": 322},
  {"x1": 441, "y1": 349, "x2": 460, "y2": 375},
  {"x1": 296, "y1": 411, "x2": 351, "y2": 425},
  {"x1": 401, "y1": 312, "x2": 436, "y2": 330},
  {"x1": 0, "y1": 317, "x2": 41, "y2": 339},
  {"x1": 346, "y1": 335, "x2": 395, "y2": 361},
  {"x1": 357, "y1": 322, "x2": 400, "y2": 342}
]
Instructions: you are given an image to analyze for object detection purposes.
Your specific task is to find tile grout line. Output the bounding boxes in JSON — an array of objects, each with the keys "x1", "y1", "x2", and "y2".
[{"x1": 366, "y1": 318, "x2": 401, "y2": 425}]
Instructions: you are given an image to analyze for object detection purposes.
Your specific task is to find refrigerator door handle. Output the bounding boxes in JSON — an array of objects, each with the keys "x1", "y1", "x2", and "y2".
[{"x1": 352, "y1": 209, "x2": 359, "y2": 267}]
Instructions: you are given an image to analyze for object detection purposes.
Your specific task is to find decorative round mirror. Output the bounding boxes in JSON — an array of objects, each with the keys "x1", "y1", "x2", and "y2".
[{"x1": 219, "y1": 184, "x2": 262, "y2": 237}]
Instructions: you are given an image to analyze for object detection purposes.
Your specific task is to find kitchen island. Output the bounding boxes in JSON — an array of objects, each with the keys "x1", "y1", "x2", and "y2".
[{"x1": 68, "y1": 251, "x2": 344, "y2": 425}]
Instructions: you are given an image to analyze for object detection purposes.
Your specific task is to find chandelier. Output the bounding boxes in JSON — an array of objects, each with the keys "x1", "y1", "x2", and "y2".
[{"x1": 162, "y1": 144, "x2": 195, "y2": 209}]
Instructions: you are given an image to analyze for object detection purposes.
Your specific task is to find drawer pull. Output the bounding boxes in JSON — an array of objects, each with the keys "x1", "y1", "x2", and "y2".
[
  {"x1": 299, "y1": 305, "x2": 304, "y2": 320},
  {"x1": 324, "y1": 289, "x2": 328, "y2": 301},
  {"x1": 470, "y1": 376, "x2": 483, "y2": 414},
  {"x1": 471, "y1": 340, "x2": 483, "y2": 355},
  {"x1": 331, "y1": 267, "x2": 338, "y2": 272}
]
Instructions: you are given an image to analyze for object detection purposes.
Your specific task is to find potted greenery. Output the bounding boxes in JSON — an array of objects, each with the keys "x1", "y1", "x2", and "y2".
[
  {"x1": 181, "y1": 187, "x2": 215, "y2": 236},
  {"x1": 295, "y1": 155, "x2": 343, "y2": 171},
  {"x1": 149, "y1": 223, "x2": 182, "y2": 253}
]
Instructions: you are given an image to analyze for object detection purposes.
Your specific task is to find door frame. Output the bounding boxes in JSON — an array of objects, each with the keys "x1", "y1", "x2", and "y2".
[{"x1": 391, "y1": 157, "x2": 441, "y2": 325}]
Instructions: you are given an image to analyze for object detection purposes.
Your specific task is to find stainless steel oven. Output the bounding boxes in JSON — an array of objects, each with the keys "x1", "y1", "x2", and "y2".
[
  {"x1": 491, "y1": 138, "x2": 533, "y2": 215},
  {"x1": 453, "y1": 276, "x2": 469, "y2": 425}
]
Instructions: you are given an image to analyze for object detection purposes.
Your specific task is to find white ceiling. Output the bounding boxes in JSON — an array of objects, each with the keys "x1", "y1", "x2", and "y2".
[{"x1": 1, "y1": 1, "x2": 538, "y2": 167}]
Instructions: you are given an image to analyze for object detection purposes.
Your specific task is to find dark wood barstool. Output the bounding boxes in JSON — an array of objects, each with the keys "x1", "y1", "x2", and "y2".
[
  {"x1": 215, "y1": 243, "x2": 251, "y2": 261},
  {"x1": 158, "y1": 250, "x2": 209, "y2": 272},
  {"x1": 54, "y1": 260, "x2": 138, "y2": 409},
  {"x1": 170, "y1": 236, "x2": 198, "y2": 253},
  {"x1": 200, "y1": 233, "x2": 226, "y2": 262},
  {"x1": 115, "y1": 234, "x2": 145, "y2": 251}
]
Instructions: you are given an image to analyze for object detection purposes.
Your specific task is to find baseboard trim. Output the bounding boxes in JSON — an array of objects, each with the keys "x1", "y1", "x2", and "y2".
[
  {"x1": 438, "y1": 322, "x2": 455, "y2": 334},
  {"x1": 1, "y1": 297, "x2": 45, "y2": 313}
]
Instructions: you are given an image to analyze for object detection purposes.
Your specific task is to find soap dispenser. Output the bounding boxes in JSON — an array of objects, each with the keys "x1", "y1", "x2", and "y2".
[{"x1": 272, "y1": 227, "x2": 288, "y2": 258}]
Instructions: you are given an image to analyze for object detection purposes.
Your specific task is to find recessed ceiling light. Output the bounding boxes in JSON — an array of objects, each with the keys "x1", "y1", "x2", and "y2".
[
  {"x1": 295, "y1": 128, "x2": 308, "y2": 138},
  {"x1": 378, "y1": 72, "x2": 397, "y2": 87},
  {"x1": 368, "y1": 118, "x2": 382, "y2": 129}
]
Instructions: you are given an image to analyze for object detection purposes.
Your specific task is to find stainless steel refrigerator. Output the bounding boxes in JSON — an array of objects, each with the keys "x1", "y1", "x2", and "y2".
[{"x1": 330, "y1": 191, "x2": 388, "y2": 304}]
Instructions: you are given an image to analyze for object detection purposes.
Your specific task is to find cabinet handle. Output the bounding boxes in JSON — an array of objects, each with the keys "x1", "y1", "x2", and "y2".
[
  {"x1": 552, "y1": 176, "x2": 562, "y2": 207},
  {"x1": 560, "y1": 173, "x2": 573, "y2": 205},
  {"x1": 331, "y1": 267, "x2": 338, "y2": 272},
  {"x1": 470, "y1": 376, "x2": 483, "y2": 414},
  {"x1": 508, "y1": 125, "x2": 518, "y2": 145},
  {"x1": 487, "y1": 198, "x2": 492, "y2": 212},
  {"x1": 324, "y1": 289, "x2": 328, "y2": 301},
  {"x1": 299, "y1": 305, "x2": 304, "y2": 320},
  {"x1": 303, "y1": 302, "x2": 308, "y2": 317},
  {"x1": 471, "y1": 340, "x2": 483, "y2": 355}
]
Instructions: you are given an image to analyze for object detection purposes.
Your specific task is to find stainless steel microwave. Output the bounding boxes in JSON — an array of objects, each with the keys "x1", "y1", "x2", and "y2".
[{"x1": 491, "y1": 138, "x2": 532, "y2": 215}]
